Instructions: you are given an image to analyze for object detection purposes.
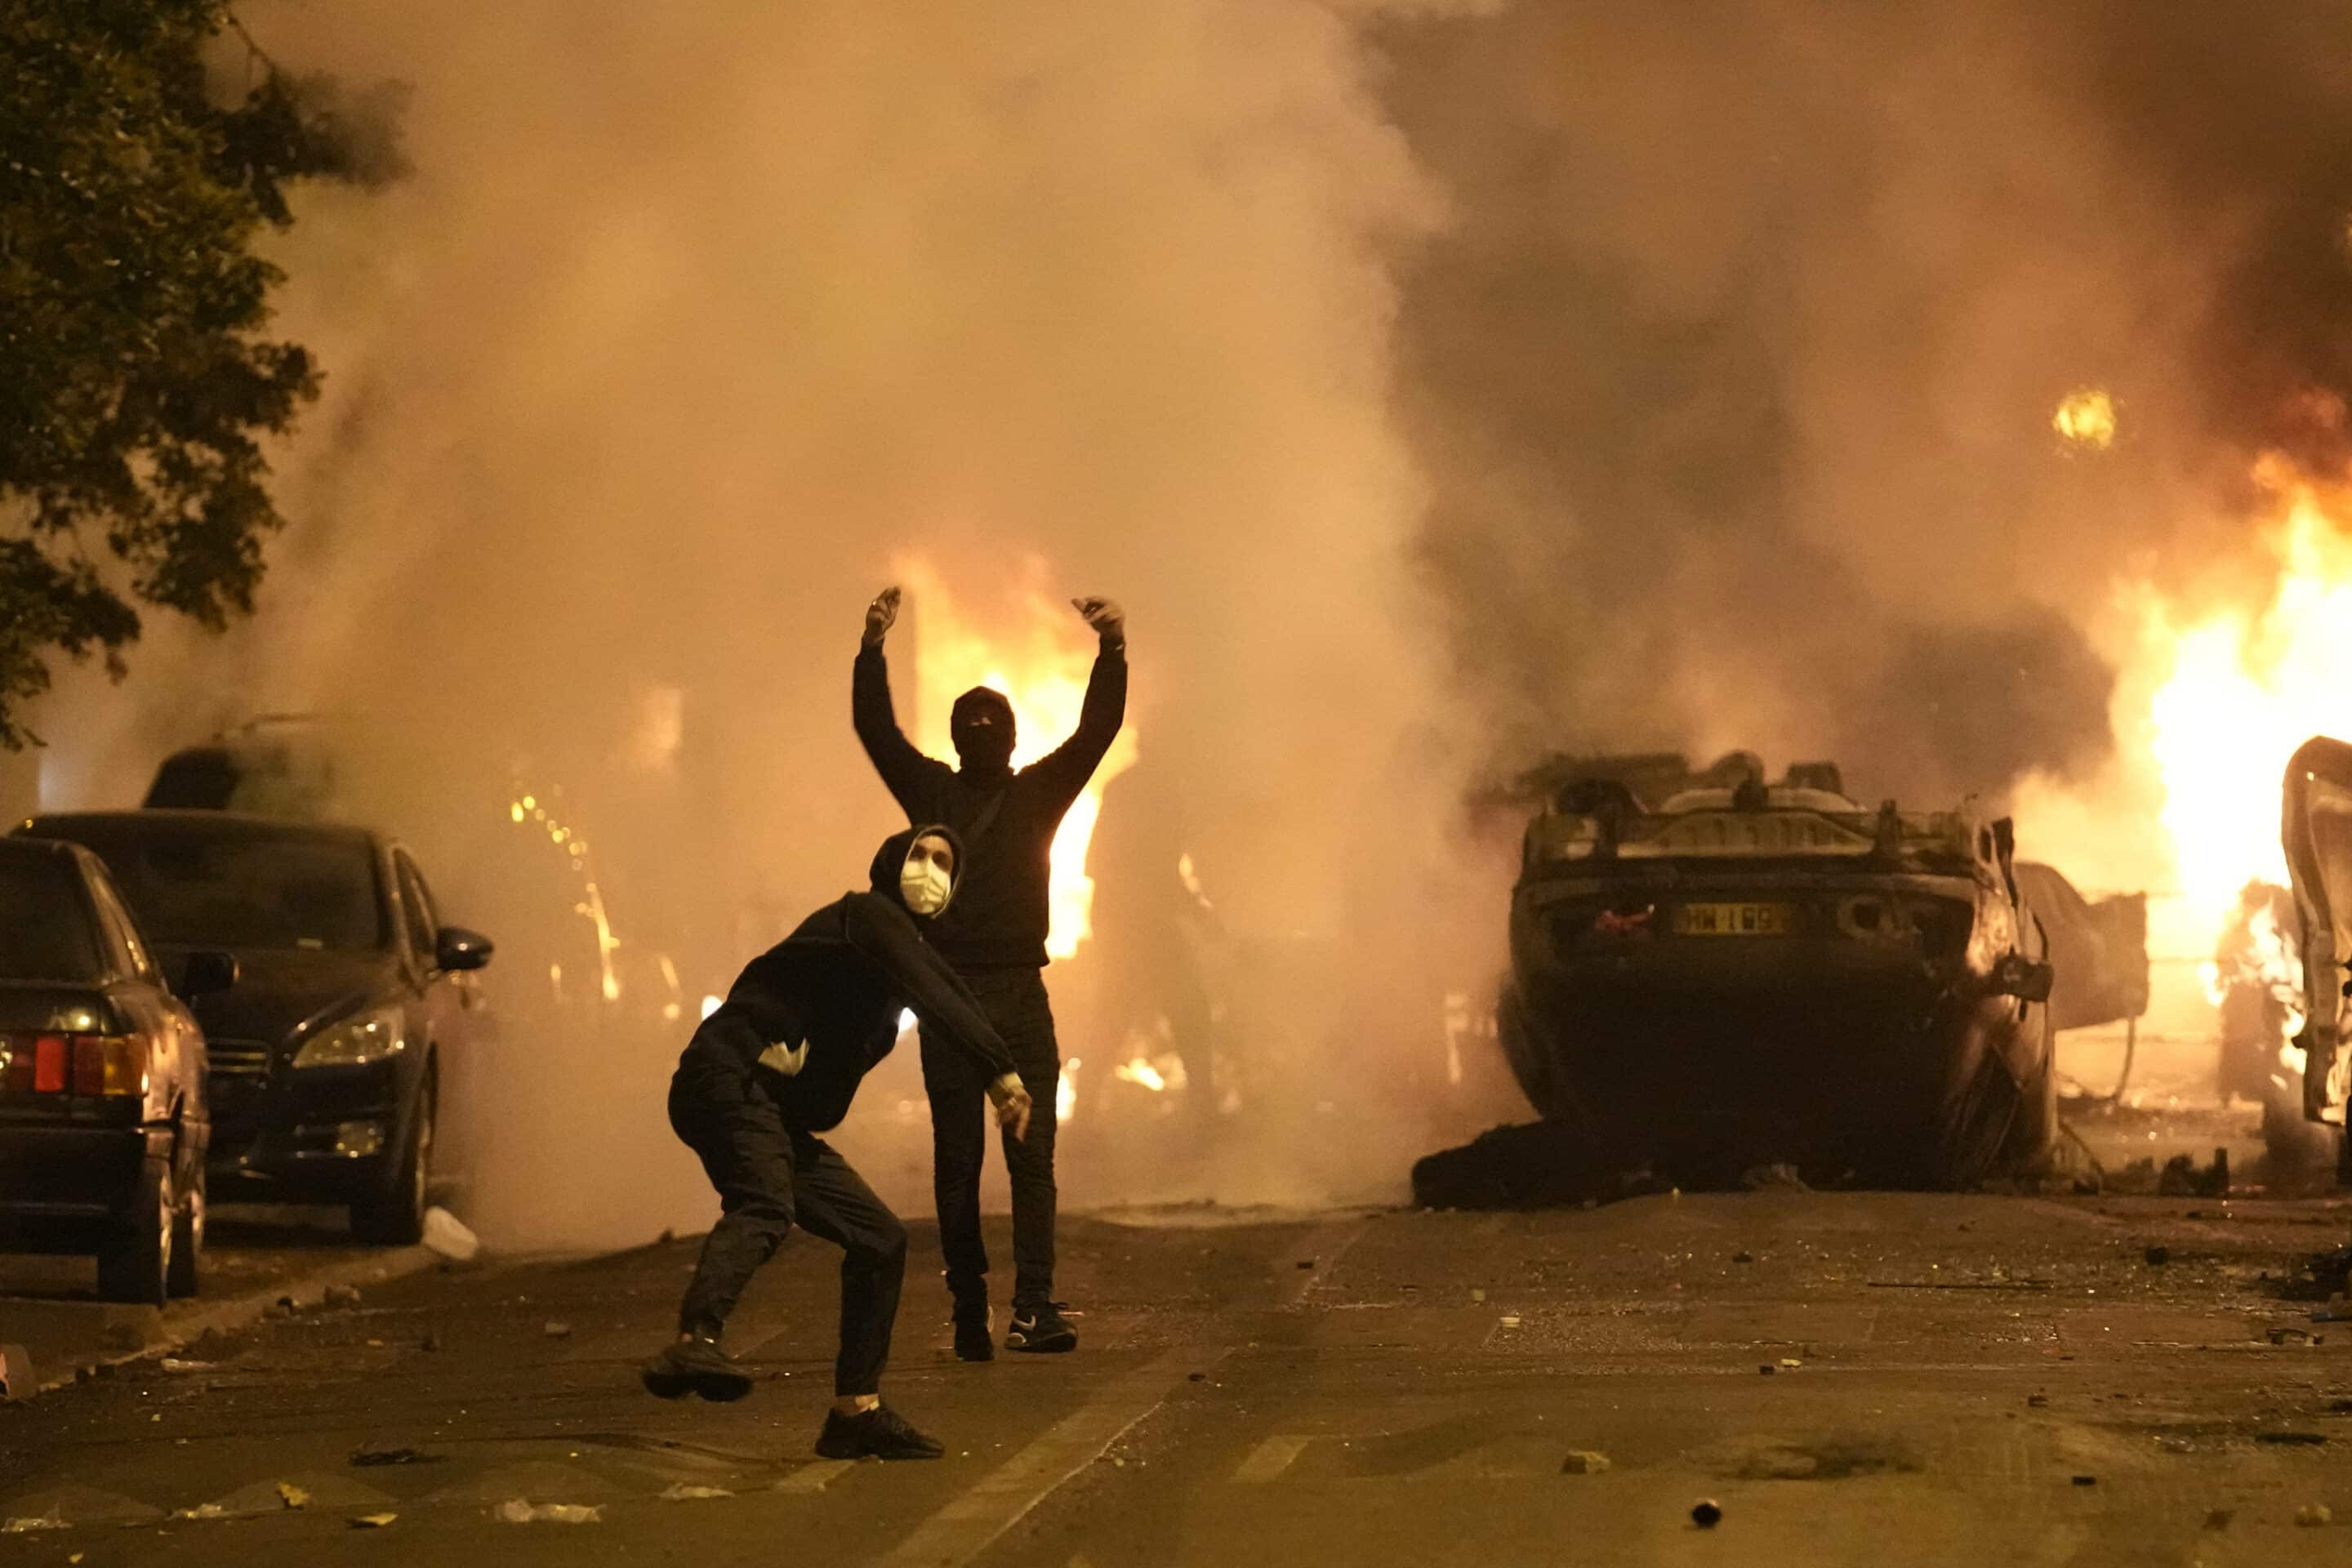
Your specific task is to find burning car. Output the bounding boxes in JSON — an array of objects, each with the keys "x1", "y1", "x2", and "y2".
[
  {"x1": 2283, "y1": 735, "x2": 2352, "y2": 1181},
  {"x1": 1497, "y1": 753, "x2": 2059, "y2": 1188}
]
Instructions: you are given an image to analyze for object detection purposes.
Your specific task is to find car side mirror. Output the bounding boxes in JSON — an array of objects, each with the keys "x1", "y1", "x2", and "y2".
[
  {"x1": 436, "y1": 926, "x2": 495, "y2": 973},
  {"x1": 176, "y1": 950, "x2": 239, "y2": 999},
  {"x1": 1991, "y1": 951, "x2": 2054, "y2": 1004}
]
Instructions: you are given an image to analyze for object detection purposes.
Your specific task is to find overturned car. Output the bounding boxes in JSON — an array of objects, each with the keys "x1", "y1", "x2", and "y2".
[{"x1": 1496, "y1": 754, "x2": 2063, "y2": 1189}]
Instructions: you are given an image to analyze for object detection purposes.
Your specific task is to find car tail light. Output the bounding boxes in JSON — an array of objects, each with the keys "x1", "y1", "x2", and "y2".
[{"x1": 1, "y1": 1031, "x2": 143, "y2": 1097}]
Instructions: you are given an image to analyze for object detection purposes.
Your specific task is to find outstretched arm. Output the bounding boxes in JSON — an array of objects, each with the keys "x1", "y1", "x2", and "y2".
[
  {"x1": 853, "y1": 586, "x2": 947, "y2": 813},
  {"x1": 1028, "y1": 597, "x2": 1129, "y2": 809},
  {"x1": 841, "y1": 894, "x2": 1032, "y2": 1138}
]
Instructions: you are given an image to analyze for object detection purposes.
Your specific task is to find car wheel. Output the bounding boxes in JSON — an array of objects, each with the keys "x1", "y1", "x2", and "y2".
[
  {"x1": 1998, "y1": 1009, "x2": 2060, "y2": 1174},
  {"x1": 1928, "y1": 1050, "x2": 2020, "y2": 1191},
  {"x1": 167, "y1": 1166, "x2": 204, "y2": 1298},
  {"x1": 96, "y1": 1155, "x2": 172, "y2": 1307},
  {"x1": 351, "y1": 1079, "x2": 433, "y2": 1245}
]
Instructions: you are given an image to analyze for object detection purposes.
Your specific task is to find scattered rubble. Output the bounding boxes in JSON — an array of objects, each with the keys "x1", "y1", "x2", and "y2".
[
  {"x1": 0, "y1": 1343, "x2": 32, "y2": 1401},
  {"x1": 2296, "y1": 1503, "x2": 2334, "y2": 1528},
  {"x1": 1690, "y1": 1499, "x2": 1723, "y2": 1529},
  {"x1": 349, "y1": 1513, "x2": 398, "y2": 1530},
  {"x1": 2143, "y1": 1246, "x2": 2170, "y2": 1267},
  {"x1": 494, "y1": 1499, "x2": 603, "y2": 1525},
  {"x1": 423, "y1": 1207, "x2": 481, "y2": 1264},
  {"x1": 1561, "y1": 1451, "x2": 1612, "y2": 1475},
  {"x1": 350, "y1": 1445, "x2": 441, "y2": 1468},
  {"x1": 543, "y1": 1321, "x2": 572, "y2": 1339},
  {"x1": 323, "y1": 1285, "x2": 363, "y2": 1309},
  {"x1": 659, "y1": 1485, "x2": 733, "y2": 1502},
  {"x1": 2158, "y1": 1149, "x2": 2230, "y2": 1199},
  {"x1": 276, "y1": 1481, "x2": 311, "y2": 1510}
]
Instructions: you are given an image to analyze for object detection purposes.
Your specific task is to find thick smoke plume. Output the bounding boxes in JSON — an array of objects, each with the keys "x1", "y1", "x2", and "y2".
[
  {"x1": 1383, "y1": 1, "x2": 2352, "y2": 810},
  {"x1": 40, "y1": 1, "x2": 1488, "y2": 1245}
]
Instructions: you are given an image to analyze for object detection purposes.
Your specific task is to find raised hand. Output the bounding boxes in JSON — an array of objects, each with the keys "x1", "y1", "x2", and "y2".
[
  {"x1": 863, "y1": 586, "x2": 902, "y2": 646},
  {"x1": 1071, "y1": 595, "x2": 1125, "y2": 645}
]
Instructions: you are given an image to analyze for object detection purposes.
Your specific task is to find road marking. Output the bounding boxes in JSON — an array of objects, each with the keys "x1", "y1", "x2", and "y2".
[
  {"x1": 1285, "y1": 1218, "x2": 1375, "y2": 1308},
  {"x1": 1231, "y1": 1435, "x2": 1312, "y2": 1484},
  {"x1": 875, "y1": 1349, "x2": 1202, "y2": 1568},
  {"x1": 776, "y1": 1459, "x2": 855, "y2": 1494}
]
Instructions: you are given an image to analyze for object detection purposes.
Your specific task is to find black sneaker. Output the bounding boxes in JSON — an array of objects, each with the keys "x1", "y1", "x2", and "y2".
[
  {"x1": 1006, "y1": 1302, "x2": 1078, "y2": 1354},
  {"x1": 640, "y1": 1335, "x2": 753, "y2": 1402},
  {"x1": 953, "y1": 1304, "x2": 995, "y2": 1363},
  {"x1": 815, "y1": 1402, "x2": 945, "y2": 1460}
]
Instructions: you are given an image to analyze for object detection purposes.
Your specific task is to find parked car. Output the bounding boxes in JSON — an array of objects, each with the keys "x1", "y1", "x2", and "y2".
[
  {"x1": 1496, "y1": 752, "x2": 2057, "y2": 1188},
  {"x1": 0, "y1": 837, "x2": 234, "y2": 1303},
  {"x1": 16, "y1": 813, "x2": 493, "y2": 1243}
]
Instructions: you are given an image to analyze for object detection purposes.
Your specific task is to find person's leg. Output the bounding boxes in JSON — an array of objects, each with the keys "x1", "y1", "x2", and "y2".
[
  {"x1": 982, "y1": 969, "x2": 1076, "y2": 1350},
  {"x1": 795, "y1": 1136, "x2": 942, "y2": 1461},
  {"x1": 920, "y1": 1025, "x2": 992, "y2": 1328},
  {"x1": 648, "y1": 1071, "x2": 795, "y2": 1401}
]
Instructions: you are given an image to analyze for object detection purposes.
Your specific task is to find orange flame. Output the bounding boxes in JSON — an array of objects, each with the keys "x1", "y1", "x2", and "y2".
[{"x1": 893, "y1": 558, "x2": 1138, "y2": 959}]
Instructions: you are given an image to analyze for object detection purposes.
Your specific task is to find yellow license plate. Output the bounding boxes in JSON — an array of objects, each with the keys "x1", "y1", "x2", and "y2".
[{"x1": 1673, "y1": 902, "x2": 1796, "y2": 937}]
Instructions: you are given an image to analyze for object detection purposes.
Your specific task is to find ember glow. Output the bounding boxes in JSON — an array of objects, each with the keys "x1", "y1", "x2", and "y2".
[
  {"x1": 2053, "y1": 387, "x2": 2118, "y2": 450},
  {"x1": 893, "y1": 559, "x2": 1138, "y2": 959}
]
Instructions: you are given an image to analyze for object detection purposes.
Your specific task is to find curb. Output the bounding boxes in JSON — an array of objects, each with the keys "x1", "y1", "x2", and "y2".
[{"x1": 33, "y1": 1244, "x2": 442, "y2": 1396}]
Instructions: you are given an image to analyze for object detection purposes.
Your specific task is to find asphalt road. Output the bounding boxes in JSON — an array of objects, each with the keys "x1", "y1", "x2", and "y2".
[{"x1": 2, "y1": 1179, "x2": 2350, "y2": 1567}]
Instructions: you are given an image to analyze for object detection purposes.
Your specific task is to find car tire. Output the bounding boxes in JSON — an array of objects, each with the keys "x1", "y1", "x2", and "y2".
[
  {"x1": 167, "y1": 1167, "x2": 204, "y2": 1299},
  {"x1": 1999, "y1": 1009, "x2": 2060, "y2": 1173},
  {"x1": 96, "y1": 1155, "x2": 172, "y2": 1307},
  {"x1": 351, "y1": 1076, "x2": 433, "y2": 1246},
  {"x1": 1928, "y1": 1049, "x2": 2020, "y2": 1191}
]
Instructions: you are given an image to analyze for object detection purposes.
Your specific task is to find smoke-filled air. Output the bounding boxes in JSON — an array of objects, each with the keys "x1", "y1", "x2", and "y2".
[{"x1": 33, "y1": 2, "x2": 2352, "y2": 1241}]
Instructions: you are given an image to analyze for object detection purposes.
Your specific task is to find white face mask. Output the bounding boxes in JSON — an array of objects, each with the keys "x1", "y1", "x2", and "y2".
[{"x1": 900, "y1": 853, "x2": 953, "y2": 916}]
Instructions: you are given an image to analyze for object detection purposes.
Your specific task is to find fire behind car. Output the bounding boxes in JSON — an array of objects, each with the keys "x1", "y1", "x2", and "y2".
[
  {"x1": 0, "y1": 838, "x2": 234, "y2": 1303},
  {"x1": 16, "y1": 813, "x2": 492, "y2": 1244},
  {"x1": 1499, "y1": 753, "x2": 2058, "y2": 1188}
]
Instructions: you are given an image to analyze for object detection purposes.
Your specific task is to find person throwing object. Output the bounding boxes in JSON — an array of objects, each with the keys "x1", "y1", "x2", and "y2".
[
  {"x1": 643, "y1": 826, "x2": 1032, "y2": 1460},
  {"x1": 853, "y1": 584, "x2": 1126, "y2": 1357}
]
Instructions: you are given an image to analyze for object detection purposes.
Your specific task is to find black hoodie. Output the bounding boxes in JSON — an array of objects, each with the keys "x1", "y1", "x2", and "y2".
[
  {"x1": 853, "y1": 639, "x2": 1127, "y2": 968},
  {"x1": 679, "y1": 826, "x2": 1016, "y2": 1131}
]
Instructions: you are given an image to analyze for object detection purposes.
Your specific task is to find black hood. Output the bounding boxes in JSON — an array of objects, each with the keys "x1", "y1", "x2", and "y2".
[
  {"x1": 950, "y1": 687, "x2": 1016, "y2": 775},
  {"x1": 869, "y1": 823, "x2": 967, "y2": 920}
]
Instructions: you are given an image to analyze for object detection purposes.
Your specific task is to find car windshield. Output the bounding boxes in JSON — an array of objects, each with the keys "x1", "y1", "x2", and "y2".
[
  {"x1": 0, "y1": 852, "x2": 106, "y2": 982},
  {"x1": 40, "y1": 821, "x2": 385, "y2": 953}
]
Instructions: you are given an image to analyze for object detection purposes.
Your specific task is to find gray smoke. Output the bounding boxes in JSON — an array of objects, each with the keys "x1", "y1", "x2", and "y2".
[{"x1": 1382, "y1": 0, "x2": 2352, "y2": 807}]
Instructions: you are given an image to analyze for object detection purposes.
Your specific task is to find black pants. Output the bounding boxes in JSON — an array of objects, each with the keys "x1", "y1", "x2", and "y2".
[
  {"x1": 920, "y1": 964, "x2": 1059, "y2": 1313},
  {"x1": 670, "y1": 1067, "x2": 907, "y2": 1396}
]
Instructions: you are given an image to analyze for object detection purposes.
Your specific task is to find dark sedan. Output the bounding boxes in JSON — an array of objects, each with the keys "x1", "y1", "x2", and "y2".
[
  {"x1": 0, "y1": 838, "x2": 233, "y2": 1303},
  {"x1": 18, "y1": 813, "x2": 493, "y2": 1244}
]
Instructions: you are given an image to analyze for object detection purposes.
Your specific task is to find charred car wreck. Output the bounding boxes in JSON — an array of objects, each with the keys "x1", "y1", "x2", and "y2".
[
  {"x1": 1494, "y1": 753, "x2": 2063, "y2": 1190},
  {"x1": 2283, "y1": 736, "x2": 2352, "y2": 1182}
]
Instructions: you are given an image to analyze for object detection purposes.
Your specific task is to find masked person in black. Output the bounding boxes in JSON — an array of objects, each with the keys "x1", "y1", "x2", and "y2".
[
  {"x1": 642, "y1": 826, "x2": 1034, "y2": 1460},
  {"x1": 853, "y1": 584, "x2": 1126, "y2": 1358}
]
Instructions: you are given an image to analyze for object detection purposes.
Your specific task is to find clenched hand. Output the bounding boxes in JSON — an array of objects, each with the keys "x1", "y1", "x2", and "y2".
[
  {"x1": 1071, "y1": 596, "x2": 1125, "y2": 647},
  {"x1": 863, "y1": 586, "x2": 902, "y2": 647}
]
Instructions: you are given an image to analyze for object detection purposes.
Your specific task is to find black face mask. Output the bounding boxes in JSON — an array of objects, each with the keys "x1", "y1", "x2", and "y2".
[{"x1": 951, "y1": 688, "x2": 1016, "y2": 774}]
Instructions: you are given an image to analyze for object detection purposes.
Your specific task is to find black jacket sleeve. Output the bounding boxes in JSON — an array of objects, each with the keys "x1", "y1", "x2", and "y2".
[
  {"x1": 853, "y1": 643, "x2": 949, "y2": 817},
  {"x1": 1025, "y1": 642, "x2": 1128, "y2": 813},
  {"x1": 840, "y1": 893, "x2": 1018, "y2": 1079}
]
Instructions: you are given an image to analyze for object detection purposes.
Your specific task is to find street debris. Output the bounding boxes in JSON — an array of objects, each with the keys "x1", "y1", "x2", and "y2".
[
  {"x1": 659, "y1": 1484, "x2": 734, "y2": 1502},
  {"x1": 2203, "y1": 1509, "x2": 2234, "y2": 1530},
  {"x1": 2158, "y1": 1149, "x2": 2230, "y2": 1198},
  {"x1": 543, "y1": 1321, "x2": 572, "y2": 1339},
  {"x1": 276, "y1": 1481, "x2": 312, "y2": 1510},
  {"x1": 2266, "y1": 1327, "x2": 2324, "y2": 1347},
  {"x1": 420, "y1": 1333, "x2": 443, "y2": 1352},
  {"x1": 0, "y1": 1343, "x2": 32, "y2": 1401},
  {"x1": 2254, "y1": 1432, "x2": 2328, "y2": 1446},
  {"x1": 1732, "y1": 1251, "x2": 1756, "y2": 1264},
  {"x1": 1561, "y1": 1450, "x2": 1612, "y2": 1475},
  {"x1": 349, "y1": 1513, "x2": 398, "y2": 1530},
  {"x1": 2, "y1": 1516, "x2": 65, "y2": 1533},
  {"x1": 159, "y1": 1359, "x2": 216, "y2": 1374},
  {"x1": 323, "y1": 1284, "x2": 363, "y2": 1309},
  {"x1": 494, "y1": 1499, "x2": 604, "y2": 1525},
  {"x1": 1741, "y1": 1164, "x2": 1809, "y2": 1192},
  {"x1": 1499, "y1": 1315, "x2": 1522, "y2": 1329},
  {"x1": 2028, "y1": 1395, "x2": 2049, "y2": 1409},
  {"x1": 2296, "y1": 1503, "x2": 2334, "y2": 1528},
  {"x1": 173, "y1": 1503, "x2": 229, "y2": 1521},
  {"x1": 2143, "y1": 1246, "x2": 2170, "y2": 1267},
  {"x1": 424, "y1": 1206, "x2": 481, "y2": 1263},
  {"x1": 1690, "y1": 1499, "x2": 1723, "y2": 1528},
  {"x1": 2072, "y1": 1476, "x2": 2097, "y2": 1487}
]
